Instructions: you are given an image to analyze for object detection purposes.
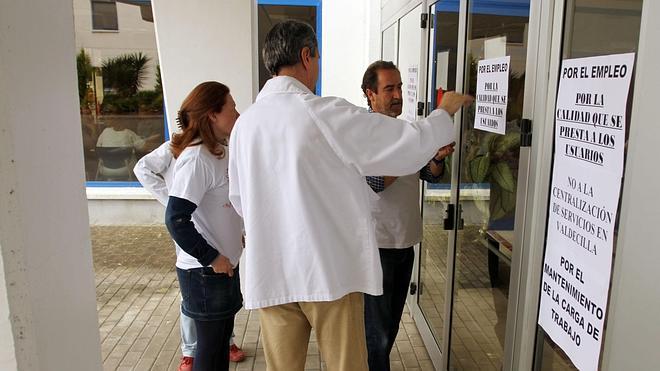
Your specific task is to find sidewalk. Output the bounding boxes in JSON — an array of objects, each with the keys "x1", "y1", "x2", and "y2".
[{"x1": 92, "y1": 226, "x2": 434, "y2": 370}]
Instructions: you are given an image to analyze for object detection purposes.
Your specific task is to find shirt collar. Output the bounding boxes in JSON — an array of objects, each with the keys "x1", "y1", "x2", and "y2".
[{"x1": 256, "y1": 76, "x2": 314, "y2": 102}]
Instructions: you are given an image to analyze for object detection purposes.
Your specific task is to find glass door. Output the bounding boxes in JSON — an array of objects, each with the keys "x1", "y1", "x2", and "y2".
[
  {"x1": 415, "y1": 0, "x2": 534, "y2": 369},
  {"x1": 533, "y1": 0, "x2": 643, "y2": 369},
  {"x1": 417, "y1": 0, "x2": 461, "y2": 358},
  {"x1": 447, "y1": 1, "x2": 531, "y2": 369}
]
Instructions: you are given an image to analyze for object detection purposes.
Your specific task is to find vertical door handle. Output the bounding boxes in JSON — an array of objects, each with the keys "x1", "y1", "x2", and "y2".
[{"x1": 443, "y1": 203, "x2": 455, "y2": 230}]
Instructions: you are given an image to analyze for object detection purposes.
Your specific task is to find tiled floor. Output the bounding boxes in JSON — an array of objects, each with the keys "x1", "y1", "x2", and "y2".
[
  {"x1": 416, "y1": 201, "x2": 575, "y2": 371},
  {"x1": 91, "y1": 224, "x2": 574, "y2": 371},
  {"x1": 91, "y1": 226, "x2": 434, "y2": 371}
]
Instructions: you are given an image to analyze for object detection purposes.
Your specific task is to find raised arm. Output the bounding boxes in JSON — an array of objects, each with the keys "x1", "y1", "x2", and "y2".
[{"x1": 306, "y1": 92, "x2": 470, "y2": 177}]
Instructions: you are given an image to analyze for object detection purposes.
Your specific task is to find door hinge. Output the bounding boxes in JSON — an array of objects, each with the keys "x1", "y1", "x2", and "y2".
[
  {"x1": 420, "y1": 13, "x2": 428, "y2": 29},
  {"x1": 443, "y1": 203, "x2": 455, "y2": 230},
  {"x1": 417, "y1": 101, "x2": 425, "y2": 116},
  {"x1": 409, "y1": 282, "x2": 417, "y2": 295},
  {"x1": 521, "y1": 118, "x2": 532, "y2": 147}
]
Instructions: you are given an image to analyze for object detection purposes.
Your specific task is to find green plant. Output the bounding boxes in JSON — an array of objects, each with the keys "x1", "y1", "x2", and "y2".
[
  {"x1": 76, "y1": 49, "x2": 93, "y2": 105},
  {"x1": 155, "y1": 64, "x2": 162, "y2": 93},
  {"x1": 461, "y1": 54, "x2": 525, "y2": 222},
  {"x1": 101, "y1": 52, "x2": 150, "y2": 97},
  {"x1": 101, "y1": 94, "x2": 139, "y2": 114},
  {"x1": 101, "y1": 90, "x2": 163, "y2": 114},
  {"x1": 136, "y1": 90, "x2": 163, "y2": 112}
]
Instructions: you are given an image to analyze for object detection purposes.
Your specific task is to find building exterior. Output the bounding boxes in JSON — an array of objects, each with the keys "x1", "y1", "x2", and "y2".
[{"x1": 73, "y1": 0, "x2": 160, "y2": 90}]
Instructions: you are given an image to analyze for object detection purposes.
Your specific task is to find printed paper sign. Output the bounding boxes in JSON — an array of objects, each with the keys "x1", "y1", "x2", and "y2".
[
  {"x1": 403, "y1": 65, "x2": 418, "y2": 122},
  {"x1": 554, "y1": 53, "x2": 635, "y2": 176},
  {"x1": 474, "y1": 56, "x2": 510, "y2": 135},
  {"x1": 538, "y1": 53, "x2": 635, "y2": 371}
]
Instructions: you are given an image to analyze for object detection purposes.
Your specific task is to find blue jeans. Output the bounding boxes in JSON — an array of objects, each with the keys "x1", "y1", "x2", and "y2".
[
  {"x1": 364, "y1": 247, "x2": 414, "y2": 371},
  {"x1": 177, "y1": 266, "x2": 242, "y2": 371},
  {"x1": 180, "y1": 311, "x2": 196, "y2": 357},
  {"x1": 180, "y1": 311, "x2": 237, "y2": 356}
]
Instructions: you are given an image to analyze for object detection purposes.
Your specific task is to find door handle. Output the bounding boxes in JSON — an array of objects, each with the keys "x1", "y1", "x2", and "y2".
[
  {"x1": 443, "y1": 203, "x2": 455, "y2": 230},
  {"x1": 457, "y1": 204, "x2": 465, "y2": 230}
]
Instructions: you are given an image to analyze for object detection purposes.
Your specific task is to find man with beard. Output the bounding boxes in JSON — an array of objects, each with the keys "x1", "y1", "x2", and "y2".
[{"x1": 361, "y1": 60, "x2": 455, "y2": 371}]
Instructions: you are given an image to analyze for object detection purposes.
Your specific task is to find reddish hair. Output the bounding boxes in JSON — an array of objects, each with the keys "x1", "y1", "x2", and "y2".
[{"x1": 170, "y1": 81, "x2": 230, "y2": 159}]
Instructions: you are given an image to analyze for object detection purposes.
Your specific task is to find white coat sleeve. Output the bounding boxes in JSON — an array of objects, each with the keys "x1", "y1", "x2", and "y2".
[
  {"x1": 133, "y1": 142, "x2": 172, "y2": 206},
  {"x1": 228, "y1": 131, "x2": 243, "y2": 217},
  {"x1": 306, "y1": 96, "x2": 455, "y2": 176}
]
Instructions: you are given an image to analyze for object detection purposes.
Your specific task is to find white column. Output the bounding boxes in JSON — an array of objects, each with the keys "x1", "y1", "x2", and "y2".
[
  {"x1": 0, "y1": 1, "x2": 102, "y2": 370},
  {"x1": 602, "y1": 1, "x2": 660, "y2": 369},
  {"x1": 322, "y1": 0, "x2": 382, "y2": 107},
  {"x1": 151, "y1": 0, "x2": 258, "y2": 135}
]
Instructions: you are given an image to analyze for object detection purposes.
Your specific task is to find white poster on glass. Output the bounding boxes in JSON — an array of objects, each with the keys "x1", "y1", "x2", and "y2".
[
  {"x1": 554, "y1": 53, "x2": 635, "y2": 176},
  {"x1": 474, "y1": 56, "x2": 510, "y2": 135},
  {"x1": 403, "y1": 65, "x2": 418, "y2": 122},
  {"x1": 538, "y1": 52, "x2": 635, "y2": 371}
]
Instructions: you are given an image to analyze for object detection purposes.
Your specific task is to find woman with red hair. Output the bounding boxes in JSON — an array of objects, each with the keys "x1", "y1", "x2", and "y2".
[{"x1": 165, "y1": 81, "x2": 242, "y2": 371}]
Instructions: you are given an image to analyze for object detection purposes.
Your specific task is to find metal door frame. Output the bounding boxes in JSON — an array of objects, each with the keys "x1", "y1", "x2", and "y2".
[{"x1": 401, "y1": 1, "x2": 559, "y2": 369}]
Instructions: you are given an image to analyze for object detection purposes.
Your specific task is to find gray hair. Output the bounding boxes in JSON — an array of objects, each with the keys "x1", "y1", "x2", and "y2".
[{"x1": 262, "y1": 20, "x2": 318, "y2": 76}]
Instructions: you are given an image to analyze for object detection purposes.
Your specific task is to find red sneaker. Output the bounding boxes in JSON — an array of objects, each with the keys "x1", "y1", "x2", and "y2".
[
  {"x1": 178, "y1": 356, "x2": 193, "y2": 371},
  {"x1": 229, "y1": 344, "x2": 246, "y2": 362}
]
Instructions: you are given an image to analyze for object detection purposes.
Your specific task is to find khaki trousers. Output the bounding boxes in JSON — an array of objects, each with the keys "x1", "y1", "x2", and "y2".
[{"x1": 258, "y1": 292, "x2": 368, "y2": 371}]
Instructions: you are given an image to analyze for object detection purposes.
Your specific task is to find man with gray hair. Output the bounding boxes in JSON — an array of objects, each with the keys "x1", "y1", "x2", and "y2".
[{"x1": 229, "y1": 20, "x2": 471, "y2": 371}]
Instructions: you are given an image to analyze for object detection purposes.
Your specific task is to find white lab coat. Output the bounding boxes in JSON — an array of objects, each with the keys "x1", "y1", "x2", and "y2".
[
  {"x1": 133, "y1": 141, "x2": 174, "y2": 206},
  {"x1": 228, "y1": 76, "x2": 455, "y2": 310}
]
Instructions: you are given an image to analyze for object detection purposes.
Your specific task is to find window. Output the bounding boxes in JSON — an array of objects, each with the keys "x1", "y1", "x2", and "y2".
[
  {"x1": 91, "y1": 0, "x2": 118, "y2": 31},
  {"x1": 257, "y1": 0, "x2": 322, "y2": 94},
  {"x1": 75, "y1": 1, "x2": 167, "y2": 185}
]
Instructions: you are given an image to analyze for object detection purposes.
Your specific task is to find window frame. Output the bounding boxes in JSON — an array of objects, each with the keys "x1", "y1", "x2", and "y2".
[
  {"x1": 257, "y1": 0, "x2": 323, "y2": 94},
  {"x1": 91, "y1": 0, "x2": 119, "y2": 32},
  {"x1": 86, "y1": 115, "x2": 170, "y2": 188}
]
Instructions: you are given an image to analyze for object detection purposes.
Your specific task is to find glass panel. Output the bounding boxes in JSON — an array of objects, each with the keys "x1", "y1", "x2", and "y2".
[
  {"x1": 257, "y1": 5, "x2": 317, "y2": 92},
  {"x1": 534, "y1": 0, "x2": 642, "y2": 369},
  {"x1": 382, "y1": 23, "x2": 399, "y2": 63},
  {"x1": 449, "y1": 1, "x2": 530, "y2": 369},
  {"x1": 74, "y1": 1, "x2": 166, "y2": 182},
  {"x1": 91, "y1": 0, "x2": 118, "y2": 31},
  {"x1": 397, "y1": 5, "x2": 422, "y2": 122},
  {"x1": 418, "y1": 0, "x2": 461, "y2": 348}
]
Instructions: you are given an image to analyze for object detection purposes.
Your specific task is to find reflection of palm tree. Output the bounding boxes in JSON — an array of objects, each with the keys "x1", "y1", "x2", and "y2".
[{"x1": 102, "y1": 52, "x2": 150, "y2": 97}]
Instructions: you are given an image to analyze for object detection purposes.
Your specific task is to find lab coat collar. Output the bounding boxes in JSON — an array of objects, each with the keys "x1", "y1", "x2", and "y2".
[{"x1": 257, "y1": 76, "x2": 314, "y2": 101}]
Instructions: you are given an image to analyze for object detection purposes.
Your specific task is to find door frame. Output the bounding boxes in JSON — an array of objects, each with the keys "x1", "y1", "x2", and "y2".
[
  {"x1": 507, "y1": 1, "x2": 566, "y2": 370},
  {"x1": 401, "y1": 0, "x2": 560, "y2": 369}
]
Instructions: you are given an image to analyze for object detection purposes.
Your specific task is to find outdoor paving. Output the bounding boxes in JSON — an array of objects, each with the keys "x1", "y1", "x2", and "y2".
[
  {"x1": 417, "y1": 202, "x2": 575, "y2": 371},
  {"x1": 91, "y1": 226, "x2": 434, "y2": 371}
]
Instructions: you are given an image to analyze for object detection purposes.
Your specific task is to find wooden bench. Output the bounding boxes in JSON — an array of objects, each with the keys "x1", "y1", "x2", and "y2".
[{"x1": 485, "y1": 230, "x2": 514, "y2": 287}]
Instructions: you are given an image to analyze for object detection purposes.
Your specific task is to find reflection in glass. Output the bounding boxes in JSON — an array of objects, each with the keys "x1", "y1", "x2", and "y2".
[
  {"x1": 449, "y1": 0, "x2": 530, "y2": 369},
  {"x1": 74, "y1": 0, "x2": 165, "y2": 182},
  {"x1": 382, "y1": 23, "x2": 399, "y2": 65},
  {"x1": 257, "y1": 5, "x2": 317, "y2": 93},
  {"x1": 534, "y1": 0, "x2": 642, "y2": 369},
  {"x1": 418, "y1": 0, "x2": 460, "y2": 350}
]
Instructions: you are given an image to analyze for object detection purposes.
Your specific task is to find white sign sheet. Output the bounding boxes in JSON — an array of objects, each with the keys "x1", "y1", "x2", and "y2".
[
  {"x1": 538, "y1": 52, "x2": 635, "y2": 371},
  {"x1": 404, "y1": 65, "x2": 418, "y2": 122},
  {"x1": 554, "y1": 53, "x2": 635, "y2": 175},
  {"x1": 474, "y1": 56, "x2": 510, "y2": 135}
]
